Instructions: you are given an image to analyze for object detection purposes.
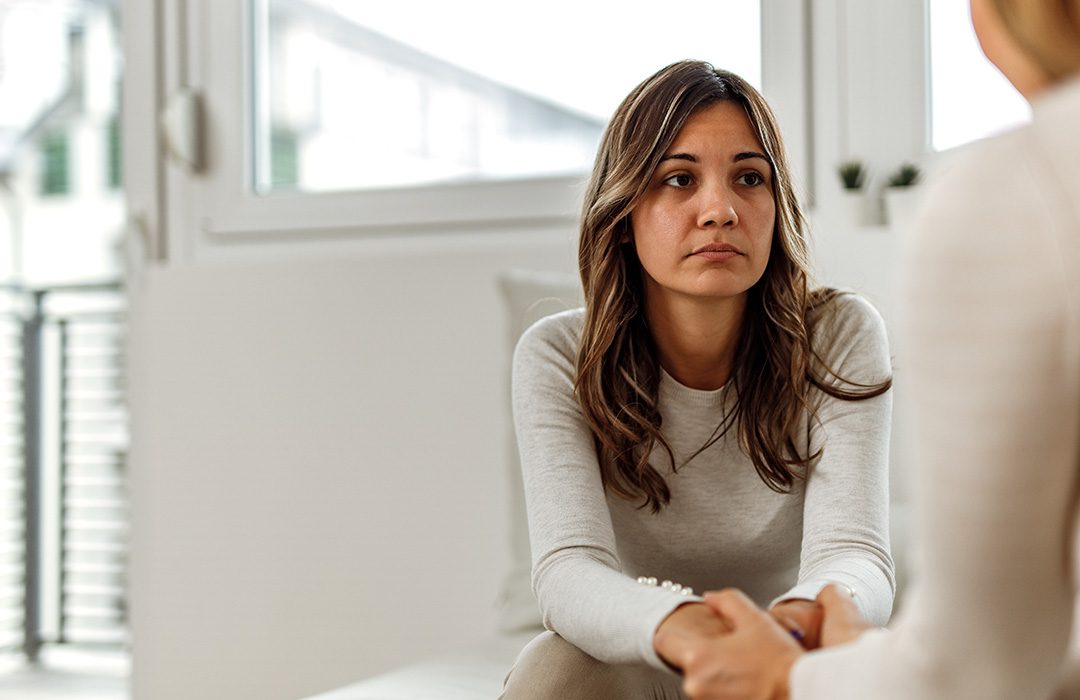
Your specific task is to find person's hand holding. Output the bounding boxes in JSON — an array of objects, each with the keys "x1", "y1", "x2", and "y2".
[
  {"x1": 768, "y1": 599, "x2": 823, "y2": 649},
  {"x1": 653, "y1": 601, "x2": 733, "y2": 671},
  {"x1": 654, "y1": 586, "x2": 869, "y2": 699},
  {"x1": 669, "y1": 588, "x2": 803, "y2": 700},
  {"x1": 816, "y1": 583, "x2": 875, "y2": 648}
]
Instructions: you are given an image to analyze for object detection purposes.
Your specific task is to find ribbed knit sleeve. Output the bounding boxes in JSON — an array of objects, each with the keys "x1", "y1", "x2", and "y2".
[
  {"x1": 512, "y1": 311, "x2": 702, "y2": 671},
  {"x1": 771, "y1": 295, "x2": 896, "y2": 625}
]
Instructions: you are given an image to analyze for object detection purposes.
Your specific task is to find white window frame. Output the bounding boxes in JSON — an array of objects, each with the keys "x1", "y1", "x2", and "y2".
[
  {"x1": 924, "y1": 0, "x2": 1031, "y2": 155},
  {"x1": 131, "y1": 0, "x2": 813, "y2": 261},
  {"x1": 805, "y1": 0, "x2": 930, "y2": 222}
]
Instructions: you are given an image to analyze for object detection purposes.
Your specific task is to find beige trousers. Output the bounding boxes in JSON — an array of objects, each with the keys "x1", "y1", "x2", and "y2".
[{"x1": 500, "y1": 631, "x2": 689, "y2": 700}]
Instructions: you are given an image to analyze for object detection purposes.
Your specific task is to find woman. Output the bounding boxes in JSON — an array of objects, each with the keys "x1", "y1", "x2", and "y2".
[
  {"x1": 694, "y1": 1, "x2": 1080, "y2": 698},
  {"x1": 501, "y1": 61, "x2": 895, "y2": 698}
]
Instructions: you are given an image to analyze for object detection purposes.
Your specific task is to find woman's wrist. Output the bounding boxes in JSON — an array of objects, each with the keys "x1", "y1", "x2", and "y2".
[{"x1": 653, "y1": 601, "x2": 730, "y2": 669}]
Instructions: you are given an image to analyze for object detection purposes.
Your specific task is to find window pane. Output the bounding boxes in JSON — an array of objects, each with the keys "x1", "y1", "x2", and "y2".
[
  {"x1": 107, "y1": 116, "x2": 122, "y2": 190},
  {"x1": 928, "y1": 0, "x2": 1030, "y2": 151},
  {"x1": 40, "y1": 130, "x2": 70, "y2": 196},
  {"x1": 252, "y1": 0, "x2": 761, "y2": 194}
]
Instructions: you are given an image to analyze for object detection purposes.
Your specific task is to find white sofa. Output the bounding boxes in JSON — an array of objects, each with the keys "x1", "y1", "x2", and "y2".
[{"x1": 307, "y1": 270, "x2": 910, "y2": 700}]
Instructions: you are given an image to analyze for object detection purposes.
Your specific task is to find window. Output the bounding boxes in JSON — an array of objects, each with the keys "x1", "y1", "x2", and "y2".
[
  {"x1": 269, "y1": 128, "x2": 300, "y2": 188},
  {"x1": 107, "y1": 116, "x2": 122, "y2": 189},
  {"x1": 928, "y1": 0, "x2": 1030, "y2": 151},
  {"x1": 40, "y1": 131, "x2": 70, "y2": 196},
  {"x1": 154, "y1": 0, "x2": 805, "y2": 242},
  {"x1": 252, "y1": 0, "x2": 763, "y2": 194}
]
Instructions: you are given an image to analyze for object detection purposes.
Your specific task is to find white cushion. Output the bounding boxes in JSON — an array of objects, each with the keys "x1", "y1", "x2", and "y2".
[{"x1": 493, "y1": 269, "x2": 583, "y2": 633}]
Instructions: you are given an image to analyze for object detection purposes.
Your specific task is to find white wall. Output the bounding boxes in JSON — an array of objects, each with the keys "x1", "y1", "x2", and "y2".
[{"x1": 128, "y1": 227, "x2": 577, "y2": 699}]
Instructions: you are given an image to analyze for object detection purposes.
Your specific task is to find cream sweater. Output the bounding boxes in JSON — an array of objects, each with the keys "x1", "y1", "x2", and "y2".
[
  {"x1": 792, "y1": 77, "x2": 1080, "y2": 700},
  {"x1": 512, "y1": 294, "x2": 895, "y2": 671}
]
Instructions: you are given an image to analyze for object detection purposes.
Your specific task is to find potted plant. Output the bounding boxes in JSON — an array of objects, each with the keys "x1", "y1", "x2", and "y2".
[
  {"x1": 839, "y1": 160, "x2": 867, "y2": 190},
  {"x1": 883, "y1": 162, "x2": 922, "y2": 230},
  {"x1": 887, "y1": 163, "x2": 921, "y2": 189},
  {"x1": 837, "y1": 160, "x2": 878, "y2": 226}
]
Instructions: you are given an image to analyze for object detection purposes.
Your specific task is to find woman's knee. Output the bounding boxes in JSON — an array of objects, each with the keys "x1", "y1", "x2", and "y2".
[{"x1": 501, "y1": 631, "x2": 685, "y2": 700}]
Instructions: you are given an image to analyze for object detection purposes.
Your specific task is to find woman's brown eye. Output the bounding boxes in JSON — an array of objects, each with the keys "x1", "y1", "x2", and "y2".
[{"x1": 664, "y1": 173, "x2": 693, "y2": 187}]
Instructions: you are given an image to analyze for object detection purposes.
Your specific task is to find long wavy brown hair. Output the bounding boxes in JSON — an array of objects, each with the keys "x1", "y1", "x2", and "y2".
[{"x1": 575, "y1": 60, "x2": 891, "y2": 513}]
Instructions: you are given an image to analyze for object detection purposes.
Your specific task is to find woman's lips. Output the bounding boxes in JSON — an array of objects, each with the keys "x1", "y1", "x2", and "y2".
[{"x1": 691, "y1": 243, "x2": 743, "y2": 261}]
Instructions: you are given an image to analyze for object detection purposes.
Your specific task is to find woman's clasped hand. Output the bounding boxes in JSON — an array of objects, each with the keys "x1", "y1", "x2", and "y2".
[{"x1": 667, "y1": 585, "x2": 875, "y2": 700}]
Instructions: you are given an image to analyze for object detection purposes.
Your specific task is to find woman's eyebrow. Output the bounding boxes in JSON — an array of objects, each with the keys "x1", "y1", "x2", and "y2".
[
  {"x1": 659, "y1": 152, "x2": 697, "y2": 163},
  {"x1": 734, "y1": 151, "x2": 770, "y2": 164},
  {"x1": 658, "y1": 151, "x2": 771, "y2": 164}
]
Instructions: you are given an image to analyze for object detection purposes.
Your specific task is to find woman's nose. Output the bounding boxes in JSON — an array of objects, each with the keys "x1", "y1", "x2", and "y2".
[{"x1": 697, "y1": 185, "x2": 739, "y2": 228}]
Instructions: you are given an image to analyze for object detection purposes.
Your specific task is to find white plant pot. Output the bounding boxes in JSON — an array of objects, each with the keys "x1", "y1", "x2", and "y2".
[
  {"x1": 883, "y1": 186, "x2": 923, "y2": 233},
  {"x1": 840, "y1": 189, "x2": 881, "y2": 227}
]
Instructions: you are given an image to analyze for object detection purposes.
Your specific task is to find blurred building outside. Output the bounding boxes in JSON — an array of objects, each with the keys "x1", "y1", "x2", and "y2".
[{"x1": 0, "y1": 0, "x2": 129, "y2": 679}]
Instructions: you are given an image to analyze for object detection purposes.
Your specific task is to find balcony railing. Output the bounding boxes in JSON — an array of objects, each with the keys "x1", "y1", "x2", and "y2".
[{"x1": 0, "y1": 282, "x2": 128, "y2": 661}]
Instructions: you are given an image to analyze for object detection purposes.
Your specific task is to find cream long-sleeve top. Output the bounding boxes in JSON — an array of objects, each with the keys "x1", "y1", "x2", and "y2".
[
  {"x1": 791, "y1": 76, "x2": 1080, "y2": 700},
  {"x1": 512, "y1": 294, "x2": 896, "y2": 671}
]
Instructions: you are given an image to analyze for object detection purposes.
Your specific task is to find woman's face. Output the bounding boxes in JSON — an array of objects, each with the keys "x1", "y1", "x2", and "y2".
[{"x1": 630, "y1": 101, "x2": 776, "y2": 308}]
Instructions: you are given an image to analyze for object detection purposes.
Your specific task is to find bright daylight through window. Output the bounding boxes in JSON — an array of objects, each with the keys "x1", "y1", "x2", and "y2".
[
  {"x1": 252, "y1": 0, "x2": 762, "y2": 194},
  {"x1": 928, "y1": 0, "x2": 1030, "y2": 151}
]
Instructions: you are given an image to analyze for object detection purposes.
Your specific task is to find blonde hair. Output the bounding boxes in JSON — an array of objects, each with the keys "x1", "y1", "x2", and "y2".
[
  {"x1": 574, "y1": 60, "x2": 890, "y2": 513},
  {"x1": 992, "y1": 0, "x2": 1080, "y2": 79}
]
